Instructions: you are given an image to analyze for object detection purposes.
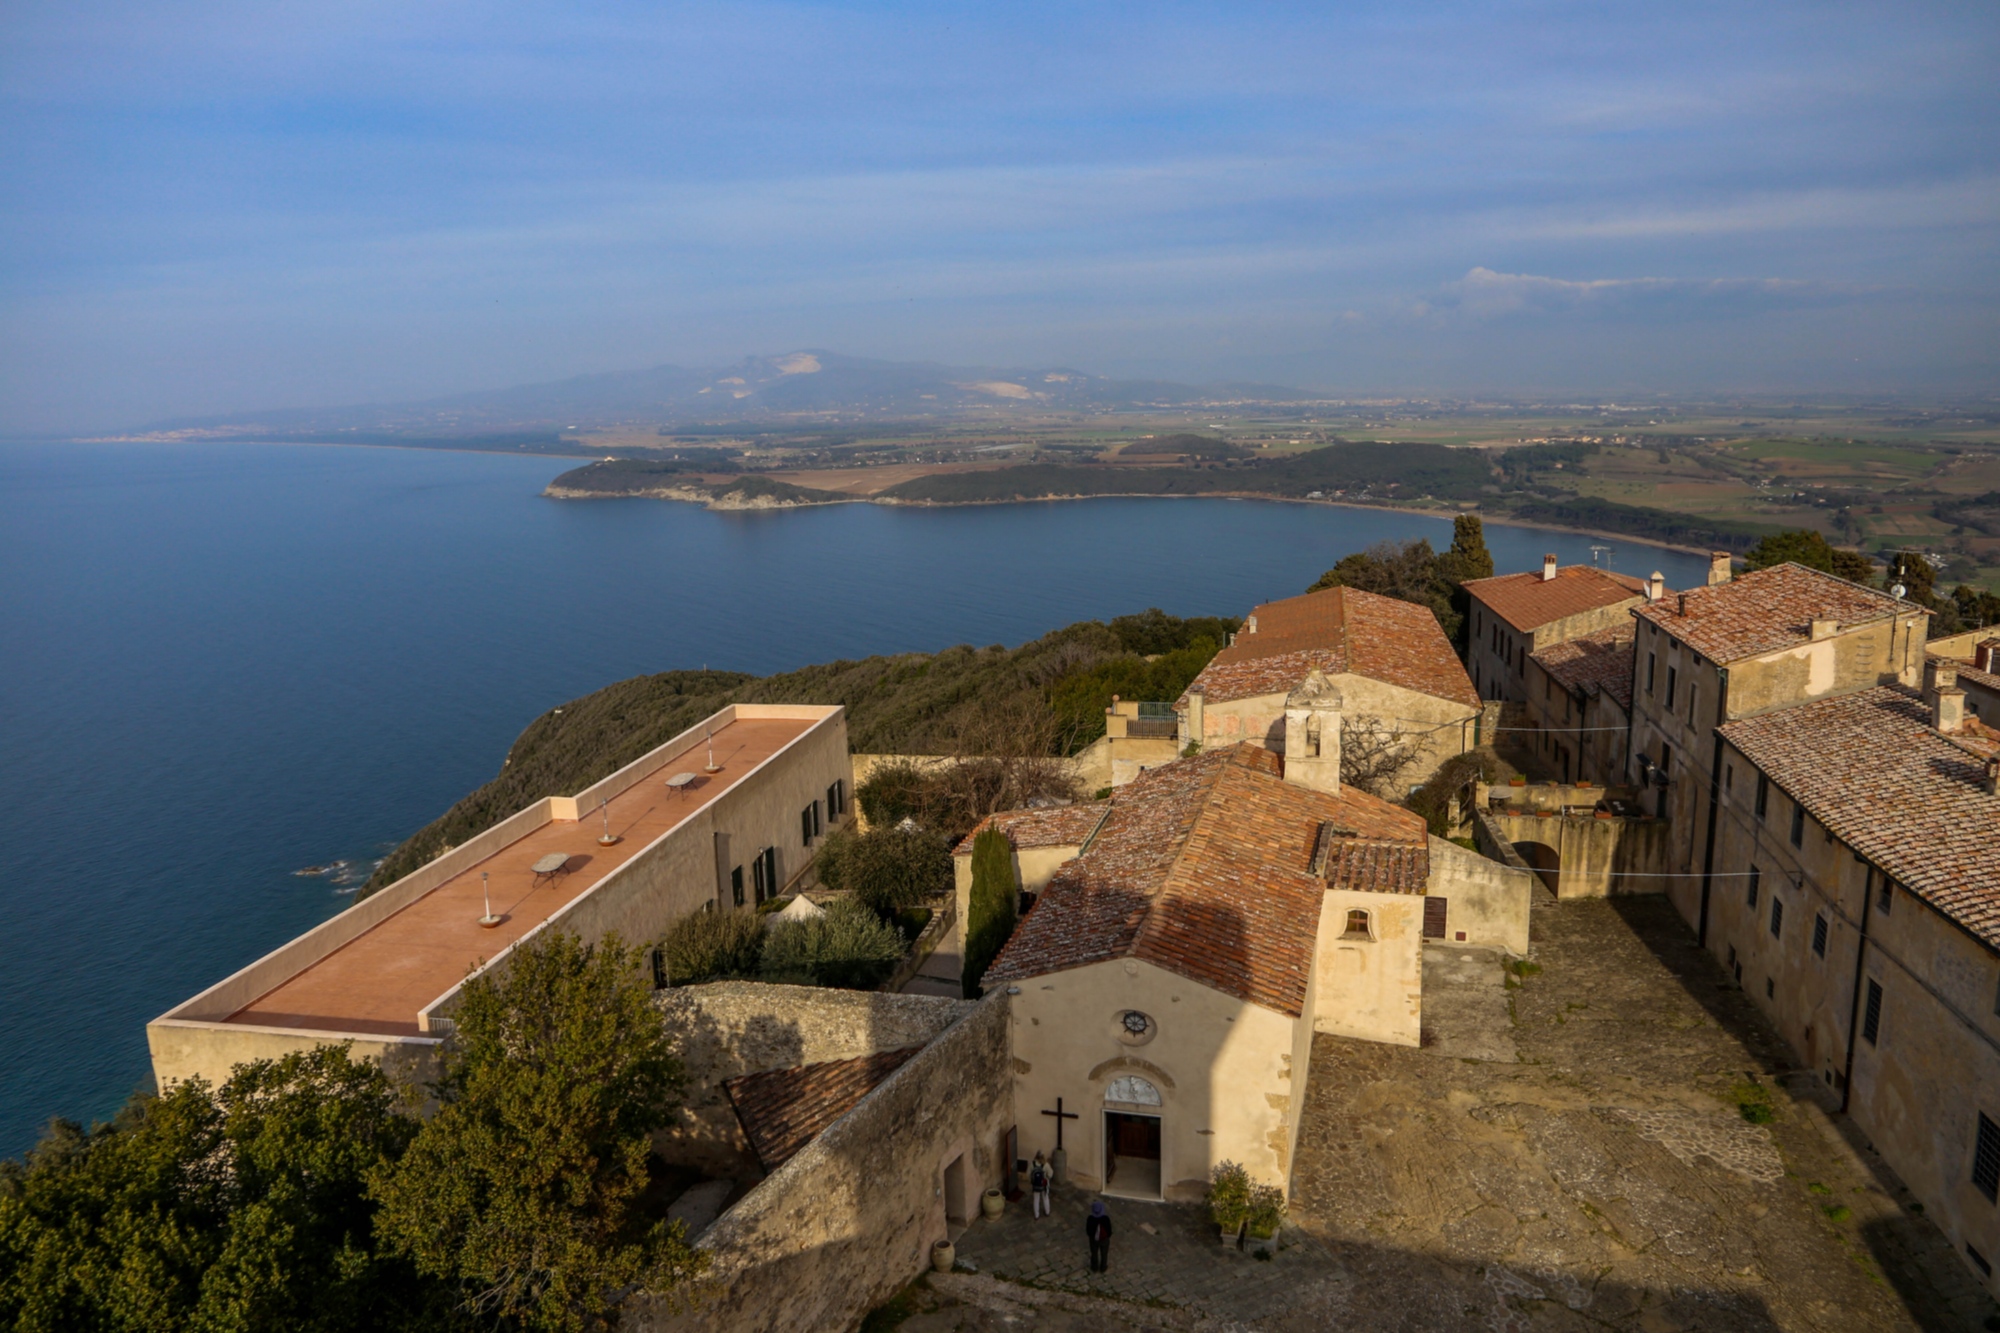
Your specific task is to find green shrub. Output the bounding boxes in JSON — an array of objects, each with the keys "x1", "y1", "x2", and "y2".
[
  {"x1": 759, "y1": 899, "x2": 906, "y2": 990},
  {"x1": 1407, "y1": 749, "x2": 1498, "y2": 837},
  {"x1": 817, "y1": 825, "x2": 951, "y2": 917},
  {"x1": 659, "y1": 906, "x2": 764, "y2": 984},
  {"x1": 1732, "y1": 1082, "x2": 1777, "y2": 1125},
  {"x1": 856, "y1": 761, "x2": 928, "y2": 829},
  {"x1": 961, "y1": 826, "x2": 1018, "y2": 997},
  {"x1": 1245, "y1": 1183, "x2": 1286, "y2": 1239},
  {"x1": 1207, "y1": 1160, "x2": 1251, "y2": 1231}
]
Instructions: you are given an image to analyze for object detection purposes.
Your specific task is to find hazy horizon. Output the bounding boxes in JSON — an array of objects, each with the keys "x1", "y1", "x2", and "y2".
[{"x1": 4, "y1": 1, "x2": 1997, "y2": 434}]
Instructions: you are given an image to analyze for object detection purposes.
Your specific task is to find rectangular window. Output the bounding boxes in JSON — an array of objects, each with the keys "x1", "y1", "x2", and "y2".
[
  {"x1": 731, "y1": 865, "x2": 744, "y2": 908},
  {"x1": 1769, "y1": 896, "x2": 1784, "y2": 939},
  {"x1": 813, "y1": 799, "x2": 823, "y2": 837},
  {"x1": 1790, "y1": 802, "x2": 1805, "y2": 848},
  {"x1": 1725, "y1": 764, "x2": 1733, "y2": 790},
  {"x1": 762, "y1": 846, "x2": 778, "y2": 901},
  {"x1": 1660, "y1": 741, "x2": 1672, "y2": 777},
  {"x1": 1648, "y1": 653, "x2": 1657, "y2": 694},
  {"x1": 801, "y1": 805, "x2": 814, "y2": 847},
  {"x1": 1688, "y1": 683, "x2": 1699, "y2": 724},
  {"x1": 1748, "y1": 866, "x2": 1761, "y2": 908},
  {"x1": 1756, "y1": 775, "x2": 1769, "y2": 819},
  {"x1": 1975, "y1": 1113, "x2": 2000, "y2": 1203},
  {"x1": 1863, "y1": 978, "x2": 1883, "y2": 1045},
  {"x1": 1812, "y1": 914, "x2": 1828, "y2": 958},
  {"x1": 1877, "y1": 874, "x2": 1893, "y2": 915},
  {"x1": 827, "y1": 779, "x2": 845, "y2": 818},
  {"x1": 1666, "y1": 665, "x2": 1678, "y2": 710}
]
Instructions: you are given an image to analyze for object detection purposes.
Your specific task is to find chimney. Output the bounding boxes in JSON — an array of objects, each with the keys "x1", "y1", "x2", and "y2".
[
  {"x1": 1647, "y1": 572, "x2": 1665, "y2": 603},
  {"x1": 1185, "y1": 683, "x2": 1205, "y2": 743},
  {"x1": 1542, "y1": 554, "x2": 1558, "y2": 582},
  {"x1": 1929, "y1": 660, "x2": 1959, "y2": 694},
  {"x1": 1707, "y1": 551, "x2": 1732, "y2": 586},
  {"x1": 1246, "y1": 614, "x2": 1259, "y2": 634},
  {"x1": 1934, "y1": 686, "x2": 1965, "y2": 735},
  {"x1": 1986, "y1": 756, "x2": 1999, "y2": 796},
  {"x1": 1810, "y1": 618, "x2": 1839, "y2": 641},
  {"x1": 1677, "y1": 592, "x2": 1687, "y2": 616}
]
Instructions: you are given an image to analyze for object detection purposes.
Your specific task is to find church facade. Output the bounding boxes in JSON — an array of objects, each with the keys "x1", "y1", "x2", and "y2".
[{"x1": 984, "y1": 690, "x2": 1432, "y2": 1202}]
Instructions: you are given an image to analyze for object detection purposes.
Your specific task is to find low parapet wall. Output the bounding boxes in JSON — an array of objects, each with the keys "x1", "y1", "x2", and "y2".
[
  {"x1": 1478, "y1": 807, "x2": 1668, "y2": 897},
  {"x1": 652, "y1": 983, "x2": 972, "y2": 1179},
  {"x1": 635, "y1": 991, "x2": 1013, "y2": 1333}
]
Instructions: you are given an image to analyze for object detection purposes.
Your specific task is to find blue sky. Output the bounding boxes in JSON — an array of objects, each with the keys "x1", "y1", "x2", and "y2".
[{"x1": 1, "y1": 1, "x2": 1996, "y2": 431}]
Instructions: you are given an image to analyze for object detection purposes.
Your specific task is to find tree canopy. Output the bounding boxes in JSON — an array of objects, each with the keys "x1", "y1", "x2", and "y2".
[
  {"x1": 1742, "y1": 529, "x2": 1876, "y2": 584},
  {"x1": 370, "y1": 931, "x2": 703, "y2": 1332}
]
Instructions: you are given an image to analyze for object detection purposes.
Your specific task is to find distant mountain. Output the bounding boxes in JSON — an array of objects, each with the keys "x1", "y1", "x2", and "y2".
[{"x1": 134, "y1": 352, "x2": 1324, "y2": 438}]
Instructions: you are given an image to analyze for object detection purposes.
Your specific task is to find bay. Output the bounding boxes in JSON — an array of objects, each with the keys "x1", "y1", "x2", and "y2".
[{"x1": 0, "y1": 440, "x2": 1712, "y2": 1156}]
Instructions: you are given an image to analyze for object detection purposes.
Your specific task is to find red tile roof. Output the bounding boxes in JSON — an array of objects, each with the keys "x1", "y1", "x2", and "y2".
[
  {"x1": 723, "y1": 1045, "x2": 924, "y2": 1171},
  {"x1": 1719, "y1": 687, "x2": 2000, "y2": 950},
  {"x1": 1634, "y1": 563, "x2": 1913, "y2": 664},
  {"x1": 1462, "y1": 565, "x2": 1647, "y2": 634},
  {"x1": 952, "y1": 802, "x2": 1110, "y2": 857},
  {"x1": 1176, "y1": 585, "x2": 1478, "y2": 710},
  {"x1": 1532, "y1": 624, "x2": 1636, "y2": 711},
  {"x1": 984, "y1": 744, "x2": 1428, "y2": 1016}
]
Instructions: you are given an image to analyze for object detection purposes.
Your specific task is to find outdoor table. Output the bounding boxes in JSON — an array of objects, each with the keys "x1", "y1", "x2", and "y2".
[
  {"x1": 530, "y1": 852, "x2": 572, "y2": 885},
  {"x1": 665, "y1": 772, "x2": 698, "y2": 792}
]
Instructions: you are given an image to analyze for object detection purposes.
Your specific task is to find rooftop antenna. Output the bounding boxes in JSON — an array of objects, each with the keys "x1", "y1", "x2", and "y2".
[
  {"x1": 478, "y1": 872, "x2": 502, "y2": 928},
  {"x1": 597, "y1": 796, "x2": 620, "y2": 847},
  {"x1": 1589, "y1": 543, "x2": 1611, "y2": 569},
  {"x1": 704, "y1": 725, "x2": 720, "y2": 774}
]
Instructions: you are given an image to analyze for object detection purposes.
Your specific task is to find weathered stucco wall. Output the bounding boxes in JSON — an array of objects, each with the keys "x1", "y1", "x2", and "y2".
[
  {"x1": 1484, "y1": 809, "x2": 1668, "y2": 897},
  {"x1": 1198, "y1": 672, "x2": 1479, "y2": 793},
  {"x1": 146, "y1": 1022, "x2": 441, "y2": 1097},
  {"x1": 1704, "y1": 739, "x2": 2000, "y2": 1297},
  {"x1": 634, "y1": 992, "x2": 1013, "y2": 1333},
  {"x1": 1009, "y1": 958, "x2": 1307, "y2": 1198},
  {"x1": 1311, "y1": 890, "x2": 1422, "y2": 1046},
  {"x1": 652, "y1": 982, "x2": 972, "y2": 1179},
  {"x1": 1425, "y1": 835, "x2": 1532, "y2": 954}
]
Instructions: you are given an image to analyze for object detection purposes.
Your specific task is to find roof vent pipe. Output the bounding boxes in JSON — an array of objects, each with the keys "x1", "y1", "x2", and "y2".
[{"x1": 1542, "y1": 554, "x2": 1558, "y2": 582}]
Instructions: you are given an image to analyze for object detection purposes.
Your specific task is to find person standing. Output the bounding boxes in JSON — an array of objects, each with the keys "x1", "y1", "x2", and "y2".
[
  {"x1": 1085, "y1": 1199, "x2": 1112, "y2": 1273},
  {"x1": 1029, "y1": 1152, "x2": 1051, "y2": 1219}
]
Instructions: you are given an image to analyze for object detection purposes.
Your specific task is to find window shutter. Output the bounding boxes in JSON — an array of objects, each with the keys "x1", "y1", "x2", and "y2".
[{"x1": 1863, "y1": 979, "x2": 1883, "y2": 1044}]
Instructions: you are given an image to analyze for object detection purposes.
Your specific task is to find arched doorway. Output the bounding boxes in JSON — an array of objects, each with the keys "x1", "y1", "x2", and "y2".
[
  {"x1": 1514, "y1": 840, "x2": 1561, "y2": 895},
  {"x1": 1102, "y1": 1075, "x2": 1163, "y2": 1200}
]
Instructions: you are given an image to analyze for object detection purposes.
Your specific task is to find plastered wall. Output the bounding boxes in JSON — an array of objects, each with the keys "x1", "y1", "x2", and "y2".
[
  {"x1": 1311, "y1": 889, "x2": 1422, "y2": 1046},
  {"x1": 1008, "y1": 958, "x2": 1307, "y2": 1199},
  {"x1": 1196, "y1": 672, "x2": 1479, "y2": 793}
]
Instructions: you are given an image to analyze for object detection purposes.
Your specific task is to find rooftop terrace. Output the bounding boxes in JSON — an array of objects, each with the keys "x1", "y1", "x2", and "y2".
[{"x1": 200, "y1": 711, "x2": 819, "y2": 1038}]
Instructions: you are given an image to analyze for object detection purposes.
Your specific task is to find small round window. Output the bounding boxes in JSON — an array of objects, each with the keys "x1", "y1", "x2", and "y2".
[{"x1": 1112, "y1": 1009, "x2": 1156, "y2": 1046}]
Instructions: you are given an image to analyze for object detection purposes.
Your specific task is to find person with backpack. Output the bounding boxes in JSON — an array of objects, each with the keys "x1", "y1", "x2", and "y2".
[
  {"x1": 1085, "y1": 1199, "x2": 1112, "y2": 1273},
  {"x1": 1029, "y1": 1151, "x2": 1051, "y2": 1218}
]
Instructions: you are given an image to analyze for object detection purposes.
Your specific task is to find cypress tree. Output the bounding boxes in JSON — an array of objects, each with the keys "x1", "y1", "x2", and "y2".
[{"x1": 961, "y1": 825, "x2": 1018, "y2": 998}]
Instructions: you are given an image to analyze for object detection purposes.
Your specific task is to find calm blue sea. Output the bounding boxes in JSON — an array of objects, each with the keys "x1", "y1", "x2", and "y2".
[{"x1": 0, "y1": 440, "x2": 1712, "y2": 1156}]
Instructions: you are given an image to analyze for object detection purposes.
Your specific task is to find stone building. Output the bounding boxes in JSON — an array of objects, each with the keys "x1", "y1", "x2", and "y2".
[
  {"x1": 148, "y1": 703, "x2": 853, "y2": 1093},
  {"x1": 1172, "y1": 584, "x2": 1481, "y2": 794},
  {"x1": 1462, "y1": 553, "x2": 1683, "y2": 703},
  {"x1": 1703, "y1": 676, "x2": 2000, "y2": 1296},
  {"x1": 1628, "y1": 562, "x2": 1930, "y2": 897},
  {"x1": 1928, "y1": 625, "x2": 2000, "y2": 725},
  {"x1": 1523, "y1": 623, "x2": 1635, "y2": 785}
]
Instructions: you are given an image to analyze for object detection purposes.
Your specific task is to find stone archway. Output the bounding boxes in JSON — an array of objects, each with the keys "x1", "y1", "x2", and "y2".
[{"x1": 1513, "y1": 840, "x2": 1560, "y2": 895}]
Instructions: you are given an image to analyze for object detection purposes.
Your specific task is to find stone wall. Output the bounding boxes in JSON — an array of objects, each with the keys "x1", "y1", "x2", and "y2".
[
  {"x1": 635, "y1": 991, "x2": 1014, "y2": 1333},
  {"x1": 1481, "y1": 807, "x2": 1668, "y2": 897},
  {"x1": 1425, "y1": 835, "x2": 1533, "y2": 954},
  {"x1": 654, "y1": 982, "x2": 972, "y2": 1178}
]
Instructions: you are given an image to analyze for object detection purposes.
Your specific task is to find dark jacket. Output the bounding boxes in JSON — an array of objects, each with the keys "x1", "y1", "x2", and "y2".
[{"x1": 1085, "y1": 1213, "x2": 1112, "y2": 1242}]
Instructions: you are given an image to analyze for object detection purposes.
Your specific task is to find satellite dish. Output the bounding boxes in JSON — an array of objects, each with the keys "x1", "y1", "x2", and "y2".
[{"x1": 1891, "y1": 584, "x2": 1908, "y2": 600}]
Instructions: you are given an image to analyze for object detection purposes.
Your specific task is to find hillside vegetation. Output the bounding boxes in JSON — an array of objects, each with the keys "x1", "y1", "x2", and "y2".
[{"x1": 361, "y1": 609, "x2": 1236, "y2": 894}]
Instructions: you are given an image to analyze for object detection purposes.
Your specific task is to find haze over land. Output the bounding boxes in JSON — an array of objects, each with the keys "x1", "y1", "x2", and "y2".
[{"x1": 3, "y1": 2, "x2": 1997, "y2": 435}]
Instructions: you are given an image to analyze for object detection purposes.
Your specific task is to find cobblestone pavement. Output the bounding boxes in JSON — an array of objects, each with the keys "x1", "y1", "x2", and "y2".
[
  {"x1": 951, "y1": 1181, "x2": 1341, "y2": 1324},
  {"x1": 1281, "y1": 894, "x2": 1998, "y2": 1333}
]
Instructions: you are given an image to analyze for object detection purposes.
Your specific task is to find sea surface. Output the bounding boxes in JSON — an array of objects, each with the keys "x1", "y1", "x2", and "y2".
[{"x1": 0, "y1": 440, "x2": 1713, "y2": 1156}]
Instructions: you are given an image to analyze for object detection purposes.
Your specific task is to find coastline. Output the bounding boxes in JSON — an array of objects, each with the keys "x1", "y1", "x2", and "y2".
[{"x1": 541, "y1": 480, "x2": 1728, "y2": 559}]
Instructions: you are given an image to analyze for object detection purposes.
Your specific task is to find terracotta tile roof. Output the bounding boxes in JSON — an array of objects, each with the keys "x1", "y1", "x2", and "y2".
[
  {"x1": 1719, "y1": 687, "x2": 2000, "y2": 951},
  {"x1": 952, "y1": 802, "x2": 1110, "y2": 856},
  {"x1": 1176, "y1": 585, "x2": 1477, "y2": 710},
  {"x1": 1532, "y1": 624, "x2": 1636, "y2": 711},
  {"x1": 723, "y1": 1045, "x2": 924, "y2": 1171},
  {"x1": 984, "y1": 744, "x2": 1428, "y2": 1016},
  {"x1": 1633, "y1": 563, "x2": 1912, "y2": 664},
  {"x1": 1930, "y1": 646, "x2": 2000, "y2": 698},
  {"x1": 1462, "y1": 565, "x2": 1647, "y2": 634}
]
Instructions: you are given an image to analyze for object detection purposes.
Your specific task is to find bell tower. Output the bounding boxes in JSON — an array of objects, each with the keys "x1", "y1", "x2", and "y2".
[{"x1": 1282, "y1": 669, "x2": 1342, "y2": 794}]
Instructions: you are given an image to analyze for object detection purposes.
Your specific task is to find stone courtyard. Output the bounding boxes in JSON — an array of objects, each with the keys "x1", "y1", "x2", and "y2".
[{"x1": 877, "y1": 895, "x2": 1999, "y2": 1333}]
